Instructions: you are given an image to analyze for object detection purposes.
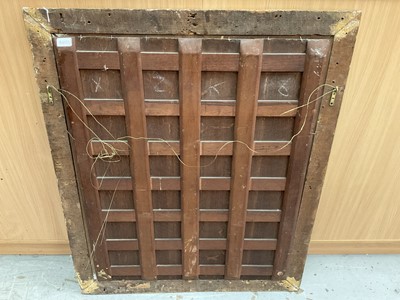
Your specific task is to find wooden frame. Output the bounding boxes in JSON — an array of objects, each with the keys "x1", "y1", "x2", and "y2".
[{"x1": 23, "y1": 8, "x2": 360, "y2": 294}]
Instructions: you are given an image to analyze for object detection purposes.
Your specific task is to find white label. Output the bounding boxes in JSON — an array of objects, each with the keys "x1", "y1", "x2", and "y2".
[{"x1": 56, "y1": 38, "x2": 73, "y2": 48}]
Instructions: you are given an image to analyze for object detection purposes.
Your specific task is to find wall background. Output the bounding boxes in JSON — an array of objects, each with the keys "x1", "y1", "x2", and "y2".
[{"x1": 1, "y1": 0, "x2": 399, "y2": 254}]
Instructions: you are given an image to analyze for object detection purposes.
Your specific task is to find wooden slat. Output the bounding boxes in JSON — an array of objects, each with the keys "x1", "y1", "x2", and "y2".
[
  {"x1": 54, "y1": 37, "x2": 111, "y2": 277},
  {"x1": 154, "y1": 211, "x2": 181, "y2": 222},
  {"x1": 84, "y1": 100, "x2": 124, "y2": 115},
  {"x1": 241, "y1": 265, "x2": 273, "y2": 276},
  {"x1": 90, "y1": 140, "x2": 292, "y2": 157},
  {"x1": 244, "y1": 239, "x2": 277, "y2": 250},
  {"x1": 200, "y1": 177, "x2": 230, "y2": 190},
  {"x1": 99, "y1": 264, "x2": 269, "y2": 277},
  {"x1": 200, "y1": 210, "x2": 229, "y2": 222},
  {"x1": 250, "y1": 177, "x2": 287, "y2": 191},
  {"x1": 199, "y1": 239, "x2": 276, "y2": 251},
  {"x1": 198, "y1": 265, "x2": 273, "y2": 276},
  {"x1": 77, "y1": 51, "x2": 118, "y2": 69},
  {"x1": 102, "y1": 209, "x2": 135, "y2": 222},
  {"x1": 77, "y1": 51, "x2": 305, "y2": 72},
  {"x1": 101, "y1": 209, "x2": 281, "y2": 223},
  {"x1": 246, "y1": 210, "x2": 281, "y2": 222},
  {"x1": 148, "y1": 141, "x2": 180, "y2": 156},
  {"x1": 150, "y1": 177, "x2": 181, "y2": 190},
  {"x1": 107, "y1": 239, "x2": 139, "y2": 251},
  {"x1": 179, "y1": 38, "x2": 202, "y2": 280},
  {"x1": 155, "y1": 239, "x2": 182, "y2": 250},
  {"x1": 199, "y1": 265, "x2": 225, "y2": 276},
  {"x1": 157, "y1": 265, "x2": 182, "y2": 276},
  {"x1": 261, "y1": 54, "x2": 305, "y2": 72},
  {"x1": 90, "y1": 140, "x2": 130, "y2": 156},
  {"x1": 84, "y1": 99, "x2": 298, "y2": 117},
  {"x1": 110, "y1": 265, "x2": 185, "y2": 277},
  {"x1": 107, "y1": 238, "x2": 277, "y2": 251},
  {"x1": 257, "y1": 101, "x2": 298, "y2": 117},
  {"x1": 199, "y1": 210, "x2": 281, "y2": 222},
  {"x1": 110, "y1": 264, "x2": 194, "y2": 277},
  {"x1": 200, "y1": 141, "x2": 291, "y2": 157},
  {"x1": 145, "y1": 101, "x2": 179, "y2": 116},
  {"x1": 117, "y1": 37, "x2": 157, "y2": 280},
  {"x1": 101, "y1": 210, "x2": 181, "y2": 222},
  {"x1": 96, "y1": 177, "x2": 286, "y2": 191},
  {"x1": 203, "y1": 53, "x2": 305, "y2": 72},
  {"x1": 273, "y1": 39, "x2": 332, "y2": 279},
  {"x1": 142, "y1": 53, "x2": 179, "y2": 70},
  {"x1": 110, "y1": 265, "x2": 141, "y2": 276},
  {"x1": 226, "y1": 39, "x2": 264, "y2": 280},
  {"x1": 199, "y1": 239, "x2": 226, "y2": 250},
  {"x1": 107, "y1": 239, "x2": 182, "y2": 251}
]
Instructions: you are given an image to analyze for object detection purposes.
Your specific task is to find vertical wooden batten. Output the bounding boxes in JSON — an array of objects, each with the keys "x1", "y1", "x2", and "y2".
[
  {"x1": 273, "y1": 39, "x2": 332, "y2": 279},
  {"x1": 118, "y1": 37, "x2": 157, "y2": 280},
  {"x1": 225, "y1": 39, "x2": 264, "y2": 279},
  {"x1": 179, "y1": 38, "x2": 202, "y2": 280},
  {"x1": 53, "y1": 36, "x2": 111, "y2": 278}
]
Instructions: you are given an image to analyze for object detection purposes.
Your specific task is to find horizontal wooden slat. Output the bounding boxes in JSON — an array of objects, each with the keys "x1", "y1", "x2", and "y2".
[
  {"x1": 151, "y1": 177, "x2": 181, "y2": 190},
  {"x1": 244, "y1": 239, "x2": 277, "y2": 250},
  {"x1": 200, "y1": 141, "x2": 291, "y2": 156},
  {"x1": 199, "y1": 210, "x2": 281, "y2": 222},
  {"x1": 250, "y1": 177, "x2": 286, "y2": 191},
  {"x1": 200, "y1": 210, "x2": 229, "y2": 222},
  {"x1": 77, "y1": 51, "x2": 118, "y2": 69},
  {"x1": 155, "y1": 239, "x2": 182, "y2": 250},
  {"x1": 101, "y1": 209, "x2": 281, "y2": 223},
  {"x1": 196, "y1": 265, "x2": 273, "y2": 276},
  {"x1": 246, "y1": 210, "x2": 281, "y2": 222},
  {"x1": 90, "y1": 141, "x2": 291, "y2": 157},
  {"x1": 157, "y1": 265, "x2": 182, "y2": 276},
  {"x1": 261, "y1": 54, "x2": 305, "y2": 72},
  {"x1": 241, "y1": 265, "x2": 273, "y2": 276},
  {"x1": 142, "y1": 53, "x2": 179, "y2": 70},
  {"x1": 102, "y1": 209, "x2": 135, "y2": 222},
  {"x1": 106, "y1": 238, "x2": 277, "y2": 251},
  {"x1": 199, "y1": 239, "x2": 278, "y2": 250},
  {"x1": 77, "y1": 51, "x2": 305, "y2": 72},
  {"x1": 110, "y1": 265, "x2": 141, "y2": 276},
  {"x1": 107, "y1": 239, "x2": 182, "y2": 251},
  {"x1": 199, "y1": 265, "x2": 225, "y2": 275},
  {"x1": 199, "y1": 178, "x2": 231, "y2": 191},
  {"x1": 155, "y1": 210, "x2": 181, "y2": 222},
  {"x1": 84, "y1": 99, "x2": 298, "y2": 117},
  {"x1": 101, "y1": 210, "x2": 181, "y2": 222},
  {"x1": 199, "y1": 239, "x2": 226, "y2": 250},
  {"x1": 96, "y1": 177, "x2": 286, "y2": 191},
  {"x1": 110, "y1": 265, "x2": 185, "y2": 276},
  {"x1": 107, "y1": 239, "x2": 139, "y2": 251}
]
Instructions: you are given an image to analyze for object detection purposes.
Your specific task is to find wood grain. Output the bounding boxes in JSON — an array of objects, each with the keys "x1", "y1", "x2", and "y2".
[
  {"x1": 1, "y1": 1, "x2": 400, "y2": 255},
  {"x1": 83, "y1": 99, "x2": 298, "y2": 117},
  {"x1": 179, "y1": 38, "x2": 202, "y2": 279},
  {"x1": 273, "y1": 39, "x2": 331, "y2": 278},
  {"x1": 77, "y1": 51, "x2": 305, "y2": 72},
  {"x1": 54, "y1": 37, "x2": 111, "y2": 275},
  {"x1": 95, "y1": 177, "x2": 286, "y2": 191},
  {"x1": 118, "y1": 37, "x2": 157, "y2": 280},
  {"x1": 226, "y1": 39, "x2": 263, "y2": 279},
  {"x1": 89, "y1": 141, "x2": 292, "y2": 156}
]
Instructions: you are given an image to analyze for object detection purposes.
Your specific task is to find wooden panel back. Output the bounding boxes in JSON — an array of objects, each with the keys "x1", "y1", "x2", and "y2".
[{"x1": 54, "y1": 35, "x2": 331, "y2": 280}]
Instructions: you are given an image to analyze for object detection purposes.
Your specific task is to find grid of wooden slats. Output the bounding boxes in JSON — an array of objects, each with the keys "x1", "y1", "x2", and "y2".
[{"x1": 54, "y1": 35, "x2": 331, "y2": 281}]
